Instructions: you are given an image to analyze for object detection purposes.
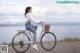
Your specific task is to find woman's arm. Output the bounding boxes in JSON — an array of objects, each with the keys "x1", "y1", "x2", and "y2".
[{"x1": 25, "y1": 14, "x2": 34, "y2": 22}]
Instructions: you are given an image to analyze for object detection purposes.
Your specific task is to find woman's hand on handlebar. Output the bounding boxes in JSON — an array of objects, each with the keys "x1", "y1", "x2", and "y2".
[{"x1": 38, "y1": 21, "x2": 43, "y2": 25}]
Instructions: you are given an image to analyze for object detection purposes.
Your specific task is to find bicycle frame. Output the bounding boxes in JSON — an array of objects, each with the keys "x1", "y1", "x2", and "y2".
[{"x1": 16, "y1": 22, "x2": 51, "y2": 45}]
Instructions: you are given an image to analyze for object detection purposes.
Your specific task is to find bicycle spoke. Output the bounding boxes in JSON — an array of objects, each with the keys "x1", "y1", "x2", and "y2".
[
  {"x1": 41, "y1": 32, "x2": 57, "y2": 51},
  {"x1": 12, "y1": 32, "x2": 30, "y2": 53}
]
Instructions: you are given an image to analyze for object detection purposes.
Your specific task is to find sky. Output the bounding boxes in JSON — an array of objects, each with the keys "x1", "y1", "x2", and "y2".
[
  {"x1": 0, "y1": 0, "x2": 80, "y2": 24},
  {"x1": 0, "y1": 0, "x2": 80, "y2": 43}
]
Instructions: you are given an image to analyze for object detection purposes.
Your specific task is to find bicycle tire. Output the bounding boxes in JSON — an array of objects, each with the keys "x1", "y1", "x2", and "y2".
[
  {"x1": 12, "y1": 32, "x2": 30, "y2": 53},
  {"x1": 40, "y1": 32, "x2": 57, "y2": 51}
]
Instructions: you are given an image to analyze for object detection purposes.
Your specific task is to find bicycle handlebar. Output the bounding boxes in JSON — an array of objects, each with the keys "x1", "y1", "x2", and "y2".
[
  {"x1": 37, "y1": 22, "x2": 44, "y2": 27},
  {"x1": 37, "y1": 22, "x2": 43, "y2": 25}
]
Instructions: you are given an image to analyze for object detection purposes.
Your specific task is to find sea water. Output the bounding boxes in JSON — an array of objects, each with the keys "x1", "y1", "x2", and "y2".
[{"x1": 0, "y1": 24, "x2": 80, "y2": 43}]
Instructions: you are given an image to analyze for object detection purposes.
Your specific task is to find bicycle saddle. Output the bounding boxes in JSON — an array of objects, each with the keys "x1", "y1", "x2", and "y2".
[{"x1": 17, "y1": 30, "x2": 26, "y2": 32}]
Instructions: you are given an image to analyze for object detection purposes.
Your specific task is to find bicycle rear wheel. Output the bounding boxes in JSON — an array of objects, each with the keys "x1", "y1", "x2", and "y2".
[
  {"x1": 12, "y1": 32, "x2": 30, "y2": 53},
  {"x1": 40, "y1": 32, "x2": 57, "y2": 51}
]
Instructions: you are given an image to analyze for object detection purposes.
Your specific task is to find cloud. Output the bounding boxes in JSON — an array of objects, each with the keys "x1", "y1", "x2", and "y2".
[{"x1": 0, "y1": 0, "x2": 80, "y2": 24}]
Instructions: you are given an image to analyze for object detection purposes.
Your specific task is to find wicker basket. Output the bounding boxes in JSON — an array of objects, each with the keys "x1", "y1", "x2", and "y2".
[{"x1": 44, "y1": 24, "x2": 50, "y2": 32}]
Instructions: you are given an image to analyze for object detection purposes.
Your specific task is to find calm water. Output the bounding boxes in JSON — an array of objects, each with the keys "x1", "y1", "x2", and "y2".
[{"x1": 0, "y1": 24, "x2": 80, "y2": 43}]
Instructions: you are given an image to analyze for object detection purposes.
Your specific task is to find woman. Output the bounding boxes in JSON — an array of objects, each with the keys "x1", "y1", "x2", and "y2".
[{"x1": 24, "y1": 6, "x2": 39, "y2": 50}]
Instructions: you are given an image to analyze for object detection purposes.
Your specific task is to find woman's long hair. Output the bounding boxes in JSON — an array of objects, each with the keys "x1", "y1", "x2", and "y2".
[{"x1": 24, "y1": 6, "x2": 32, "y2": 15}]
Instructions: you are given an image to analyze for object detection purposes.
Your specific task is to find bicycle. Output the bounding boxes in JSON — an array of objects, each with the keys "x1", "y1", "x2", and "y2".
[{"x1": 12, "y1": 22, "x2": 57, "y2": 53}]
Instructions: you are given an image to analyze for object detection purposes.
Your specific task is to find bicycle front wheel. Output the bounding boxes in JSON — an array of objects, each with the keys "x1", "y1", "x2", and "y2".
[
  {"x1": 40, "y1": 32, "x2": 57, "y2": 51},
  {"x1": 12, "y1": 32, "x2": 30, "y2": 53}
]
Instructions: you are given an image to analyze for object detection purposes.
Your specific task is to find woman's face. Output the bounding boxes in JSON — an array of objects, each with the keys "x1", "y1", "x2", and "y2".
[{"x1": 29, "y1": 8, "x2": 32, "y2": 13}]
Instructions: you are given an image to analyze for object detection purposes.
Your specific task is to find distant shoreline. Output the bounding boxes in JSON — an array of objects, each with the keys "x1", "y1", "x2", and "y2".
[{"x1": 0, "y1": 22, "x2": 80, "y2": 27}]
